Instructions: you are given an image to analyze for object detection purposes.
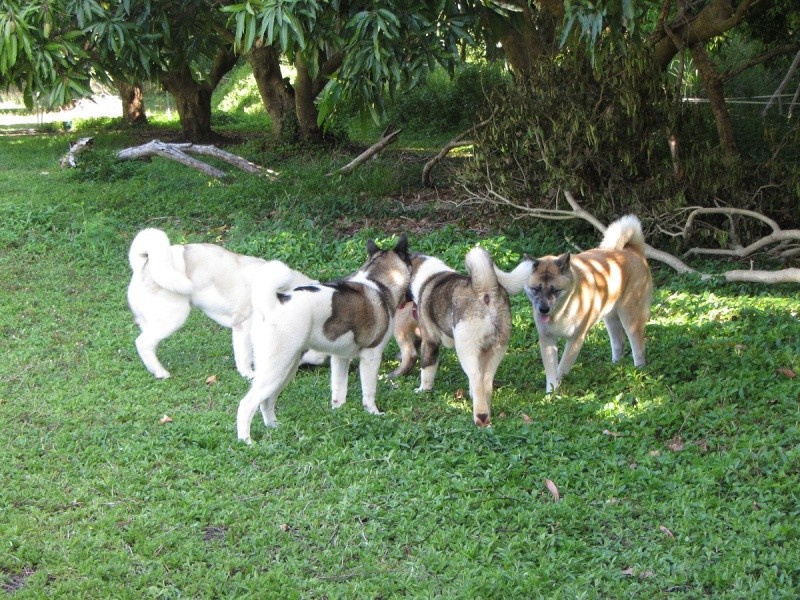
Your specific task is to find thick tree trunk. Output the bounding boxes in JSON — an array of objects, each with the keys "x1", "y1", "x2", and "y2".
[
  {"x1": 160, "y1": 47, "x2": 238, "y2": 142},
  {"x1": 490, "y1": 0, "x2": 561, "y2": 76},
  {"x1": 248, "y1": 44, "x2": 297, "y2": 140},
  {"x1": 161, "y1": 69, "x2": 214, "y2": 142},
  {"x1": 115, "y1": 80, "x2": 148, "y2": 125},
  {"x1": 691, "y1": 42, "x2": 738, "y2": 156},
  {"x1": 294, "y1": 56, "x2": 322, "y2": 143}
]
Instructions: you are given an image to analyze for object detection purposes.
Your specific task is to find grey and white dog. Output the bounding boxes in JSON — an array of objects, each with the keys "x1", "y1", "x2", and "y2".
[{"x1": 408, "y1": 247, "x2": 533, "y2": 427}]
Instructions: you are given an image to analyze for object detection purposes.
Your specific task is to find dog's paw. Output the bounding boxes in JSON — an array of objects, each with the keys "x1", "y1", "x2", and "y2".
[
  {"x1": 414, "y1": 386, "x2": 433, "y2": 394},
  {"x1": 153, "y1": 370, "x2": 171, "y2": 379},
  {"x1": 238, "y1": 436, "x2": 253, "y2": 445}
]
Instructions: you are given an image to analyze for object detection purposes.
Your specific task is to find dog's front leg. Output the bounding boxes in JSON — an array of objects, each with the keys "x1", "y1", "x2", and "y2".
[
  {"x1": 416, "y1": 340, "x2": 440, "y2": 392},
  {"x1": 538, "y1": 333, "x2": 560, "y2": 393},
  {"x1": 258, "y1": 394, "x2": 279, "y2": 428},
  {"x1": 556, "y1": 332, "x2": 589, "y2": 387},
  {"x1": 232, "y1": 320, "x2": 255, "y2": 378},
  {"x1": 358, "y1": 349, "x2": 384, "y2": 415},
  {"x1": 330, "y1": 356, "x2": 351, "y2": 409}
]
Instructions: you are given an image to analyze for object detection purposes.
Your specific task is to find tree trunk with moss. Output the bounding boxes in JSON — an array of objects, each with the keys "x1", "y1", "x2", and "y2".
[
  {"x1": 248, "y1": 44, "x2": 298, "y2": 141},
  {"x1": 690, "y1": 42, "x2": 738, "y2": 156},
  {"x1": 160, "y1": 48, "x2": 238, "y2": 142},
  {"x1": 115, "y1": 80, "x2": 148, "y2": 125}
]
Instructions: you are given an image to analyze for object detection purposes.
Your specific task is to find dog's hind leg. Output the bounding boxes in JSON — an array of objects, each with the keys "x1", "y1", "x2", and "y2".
[
  {"x1": 603, "y1": 311, "x2": 627, "y2": 363},
  {"x1": 388, "y1": 304, "x2": 419, "y2": 378},
  {"x1": 416, "y1": 340, "x2": 440, "y2": 392},
  {"x1": 456, "y1": 342, "x2": 504, "y2": 427},
  {"x1": 330, "y1": 356, "x2": 352, "y2": 409},
  {"x1": 620, "y1": 313, "x2": 647, "y2": 367},
  {"x1": 258, "y1": 358, "x2": 302, "y2": 428},
  {"x1": 358, "y1": 348, "x2": 385, "y2": 415},
  {"x1": 134, "y1": 301, "x2": 191, "y2": 379},
  {"x1": 237, "y1": 354, "x2": 302, "y2": 443}
]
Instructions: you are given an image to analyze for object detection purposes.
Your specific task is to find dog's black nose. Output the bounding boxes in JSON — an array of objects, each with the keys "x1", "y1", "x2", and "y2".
[{"x1": 538, "y1": 306, "x2": 550, "y2": 315}]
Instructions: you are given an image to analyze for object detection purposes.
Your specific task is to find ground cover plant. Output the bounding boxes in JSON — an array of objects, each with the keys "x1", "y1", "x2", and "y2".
[{"x1": 1, "y1": 126, "x2": 799, "y2": 598}]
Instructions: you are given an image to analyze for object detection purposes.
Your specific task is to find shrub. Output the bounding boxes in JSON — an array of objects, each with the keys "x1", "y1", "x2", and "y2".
[
  {"x1": 460, "y1": 43, "x2": 800, "y2": 238},
  {"x1": 385, "y1": 63, "x2": 510, "y2": 133}
]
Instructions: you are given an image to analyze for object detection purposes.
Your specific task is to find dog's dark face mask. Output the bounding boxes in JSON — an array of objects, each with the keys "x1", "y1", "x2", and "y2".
[{"x1": 524, "y1": 253, "x2": 571, "y2": 322}]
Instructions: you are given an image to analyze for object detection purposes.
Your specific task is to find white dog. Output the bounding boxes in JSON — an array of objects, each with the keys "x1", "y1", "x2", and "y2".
[
  {"x1": 127, "y1": 228, "x2": 325, "y2": 379},
  {"x1": 236, "y1": 234, "x2": 411, "y2": 443}
]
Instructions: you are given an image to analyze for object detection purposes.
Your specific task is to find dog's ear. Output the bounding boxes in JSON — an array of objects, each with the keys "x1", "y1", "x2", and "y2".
[
  {"x1": 393, "y1": 233, "x2": 409, "y2": 261},
  {"x1": 367, "y1": 239, "x2": 380, "y2": 256},
  {"x1": 556, "y1": 252, "x2": 571, "y2": 272},
  {"x1": 523, "y1": 254, "x2": 539, "y2": 269}
]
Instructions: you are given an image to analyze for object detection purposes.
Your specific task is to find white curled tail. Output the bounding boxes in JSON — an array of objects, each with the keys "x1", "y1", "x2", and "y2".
[
  {"x1": 465, "y1": 246, "x2": 499, "y2": 296},
  {"x1": 128, "y1": 228, "x2": 193, "y2": 295},
  {"x1": 600, "y1": 214, "x2": 646, "y2": 254},
  {"x1": 250, "y1": 260, "x2": 297, "y2": 317},
  {"x1": 494, "y1": 258, "x2": 534, "y2": 295}
]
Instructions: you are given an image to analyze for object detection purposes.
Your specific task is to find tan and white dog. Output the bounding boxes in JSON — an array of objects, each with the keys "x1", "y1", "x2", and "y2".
[
  {"x1": 409, "y1": 247, "x2": 533, "y2": 427},
  {"x1": 386, "y1": 301, "x2": 420, "y2": 378},
  {"x1": 127, "y1": 228, "x2": 325, "y2": 380},
  {"x1": 524, "y1": 215, "x2": 653, "y2": 392},
  {"x1": 236, "y1": 234, "x2": 411, "y2": 443}
]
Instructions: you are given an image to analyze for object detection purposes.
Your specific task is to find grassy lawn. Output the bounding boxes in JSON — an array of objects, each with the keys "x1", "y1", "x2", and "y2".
[{"x1": 1, "y1": 124, "x2": 798, "y2": 598}]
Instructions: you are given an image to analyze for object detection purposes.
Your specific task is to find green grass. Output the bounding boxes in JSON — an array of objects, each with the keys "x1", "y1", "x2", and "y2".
[{"x1": 1, "y1": 126, "x2": 799, "y2": 598}]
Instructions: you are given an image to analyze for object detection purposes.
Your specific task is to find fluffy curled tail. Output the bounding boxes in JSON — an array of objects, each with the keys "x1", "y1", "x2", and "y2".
[
  {"x1": 128, "y1": 228, "x2": 193, "y2": 295},
  {"x1": 250, "y1": 260, "x2": 298, "y2": 318},
  {"x1": 600, "y1": 215, "x2": 646, "y2": 255},
  {"x1": 494, "y1": 258, "x2": 534, "y2": 296},
  {"x1": 465, "y1": 246, "x2": 501, "y2": 296}
]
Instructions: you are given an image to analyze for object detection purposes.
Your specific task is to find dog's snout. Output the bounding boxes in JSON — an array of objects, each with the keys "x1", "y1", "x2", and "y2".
[
  {"x1": 475, "y1": 413, "x2": 491, "y2": 426},
  {"x1": 538, "y1": 305, "x2": 550, "y2": 315}
]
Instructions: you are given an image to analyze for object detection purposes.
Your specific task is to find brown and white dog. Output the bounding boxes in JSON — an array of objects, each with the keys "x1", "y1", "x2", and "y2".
[
  {"x1": 524, "y1": 215, "x2": 653, "y2": 393},
  {"x1": 236, "y1": 234, "x2": 411, "y2": 443},
  {"x1": 409, "y1": 247, "x2": 533, "y2": 427},
  {"x1": 127, "y1": 228, "x2": 326, "y2": 380}
]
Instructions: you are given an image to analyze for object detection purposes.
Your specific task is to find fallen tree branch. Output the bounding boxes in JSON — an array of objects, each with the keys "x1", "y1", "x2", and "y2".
[
  {"x1": 59, "y1": 137, "x2": 94, "y2": 168},
  {"x1": 116, "y1": 140, "x2": 276, "y2": 179},
  {"x1": 330, "y1": 128, "x2": 401, "y2": 176},
  {"x1": 562, "y1": 191, "x2": 699, "y2": 275},
  {"x1": 460, "y1": 185, "x2": 798, "y2": 284},
  {"x1": 422, "y1": 139, "x2": 474, "y2": 187},
  {"x1": 725, "y1": 268, "x2": 800, "y2": 284},
  {"x1": 422, "y1": 109, "x2": 497, "y2": 187}
]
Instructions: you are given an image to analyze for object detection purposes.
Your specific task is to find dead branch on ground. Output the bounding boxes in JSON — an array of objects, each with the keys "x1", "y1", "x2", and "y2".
[
  {"x1": 59, "y1": 137, "x2": 94, "y2": 168},
  {"x1": 460, "y1": 184, "x2": 799, "y2": 284},
  {"x1": 330, "y1": 127, "x2": 401, "y2": 176},
  {"x1": 422, "y1": 109, "x2": 496, "y2": 187},
  {"x1": 116, "y1": 140, "x2": 276, "y2": 179}
]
